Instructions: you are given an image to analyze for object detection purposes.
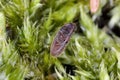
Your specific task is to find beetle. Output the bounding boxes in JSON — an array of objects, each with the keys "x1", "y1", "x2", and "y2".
[
  {"x1": 50, "y1": 23, "x2": 76, "y2": 57},
  {"x1": 90, "y1": 0, "x2": 99, "y2": 13}
]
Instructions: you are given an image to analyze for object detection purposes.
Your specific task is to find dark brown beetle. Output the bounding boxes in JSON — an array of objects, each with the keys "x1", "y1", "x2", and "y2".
[{"x1": 50, "y1": 23, "x2": 76, "y2": 57}]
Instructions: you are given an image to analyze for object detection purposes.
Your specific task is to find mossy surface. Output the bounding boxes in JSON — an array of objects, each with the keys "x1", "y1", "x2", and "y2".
[{"x1": 0, "y1": 0, "x2": 120, "y2": 80}]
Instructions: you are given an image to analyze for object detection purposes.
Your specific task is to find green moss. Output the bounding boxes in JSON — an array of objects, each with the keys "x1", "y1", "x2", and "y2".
[{"x1": 0, "y1": 0, "x2": 120, "y2": 80}]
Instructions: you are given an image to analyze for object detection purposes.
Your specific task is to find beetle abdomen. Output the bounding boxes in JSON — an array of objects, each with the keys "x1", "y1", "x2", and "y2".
[{"x1": 50, "y1": 23, "x2": 76, "y2": 57}]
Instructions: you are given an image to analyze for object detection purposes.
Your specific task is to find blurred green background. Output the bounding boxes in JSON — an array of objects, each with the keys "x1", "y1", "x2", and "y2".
[{"x1": 0, "y1": 0, "x2": 120, "y2": 80}]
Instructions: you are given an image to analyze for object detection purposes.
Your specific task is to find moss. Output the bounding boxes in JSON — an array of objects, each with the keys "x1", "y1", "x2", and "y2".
[{"x1": 0, "y1": 0, "x2": 120, "y2": 80}]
